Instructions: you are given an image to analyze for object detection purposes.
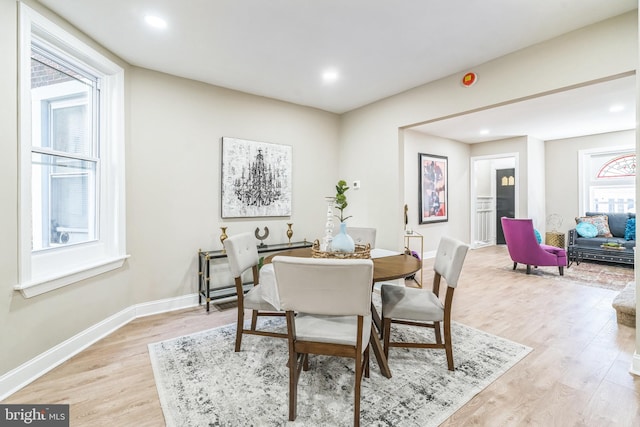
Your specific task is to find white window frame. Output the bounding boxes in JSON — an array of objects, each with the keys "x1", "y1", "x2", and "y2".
[
  {"x1": 16, "y1": 4, "x2": 127, "y2": 298},
  {"x1": 578, "y1": 145, "x2": 635, "y2": 215}
]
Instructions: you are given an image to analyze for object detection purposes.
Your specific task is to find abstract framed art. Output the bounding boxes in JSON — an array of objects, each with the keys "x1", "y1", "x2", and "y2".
[
  {"x1": 221, "y1": 137, "x2": 292, "y2": 218},
  {"x1": 418, "y1": 153, "x2": 448, "y2": 224}
]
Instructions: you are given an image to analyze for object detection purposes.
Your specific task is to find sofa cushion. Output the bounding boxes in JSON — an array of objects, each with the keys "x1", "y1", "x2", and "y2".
[
  {"x1": 576, "y1": 215, "x2": 612, "y2": 238},
  {"x1": 576, "y1": 222, "x2": 598, "y2": 238},
  {"x1": 534, "y1": 229, "x2": 542, "y2": 243},
  {"x1": 625, "y1": 217, "x2": 636, "y2": 241},
  {"x1": 586, "y1": 212, "x2": 635, "y2": 238}
]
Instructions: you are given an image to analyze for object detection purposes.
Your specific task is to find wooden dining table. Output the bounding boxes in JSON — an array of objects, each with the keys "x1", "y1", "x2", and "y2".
[{"x1": 263, "y1": 247, "x2": 422, "y2": 378}]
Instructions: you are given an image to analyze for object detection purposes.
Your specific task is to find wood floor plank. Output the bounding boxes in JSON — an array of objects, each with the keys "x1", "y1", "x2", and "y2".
[{"x1": 2, "y1": 245, "x2": 640, "y2": 426}]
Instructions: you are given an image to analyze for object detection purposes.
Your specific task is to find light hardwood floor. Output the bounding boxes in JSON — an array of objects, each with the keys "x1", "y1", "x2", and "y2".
[{"x1": 3, "y1": 245, "x2": 640, "y2": 426}]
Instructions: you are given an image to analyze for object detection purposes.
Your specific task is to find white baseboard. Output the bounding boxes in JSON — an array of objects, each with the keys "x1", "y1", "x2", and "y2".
[
  {"x1": 0, "y1": 293, "x2": 199, "y2": 401},
  {"x1": 630, "y1": 351, "x2": 640, "y2": 376},
  {"x1": 422, "y1": 250, "x2": 436, "y2": 260}
]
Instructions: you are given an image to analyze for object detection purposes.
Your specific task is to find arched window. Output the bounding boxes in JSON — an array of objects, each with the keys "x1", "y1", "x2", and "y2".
[
  {"x1": 582, "y1": 149, "x2": 635, "y2": 213},
  {"x1": 597, "y1": 153, "x2": 636, "y2": 178}
]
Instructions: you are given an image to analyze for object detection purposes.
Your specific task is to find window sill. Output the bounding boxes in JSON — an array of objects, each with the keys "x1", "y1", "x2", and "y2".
[{"x1": 14, "y1": 255, "x2": 130, "y2": 298}]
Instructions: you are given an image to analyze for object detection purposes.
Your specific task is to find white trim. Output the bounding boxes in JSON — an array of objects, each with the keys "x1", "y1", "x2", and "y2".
[
  {"x1": 469, "y1": 153, "x2": 520, "y2": 249},
  {"x1": 18, "y1": 3, "x2": 127, "y2": 293},
  {"x1": 630, "y1": 351, "x2": 640, "y2": 376},
  {"x1": 14, "y1": 255, "x2": 130, "y2": 298},
  {"x1": 577, "y1": 145, "x2": 635, "y2": 215},
  {"x1": 0, "y1": 293, "x2": 199, "y2": 401}
]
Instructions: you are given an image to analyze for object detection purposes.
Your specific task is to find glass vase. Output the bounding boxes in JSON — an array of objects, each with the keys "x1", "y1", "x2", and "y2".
[{"x1": 331, "y1": 221, "x2": 355, "y2": 253}]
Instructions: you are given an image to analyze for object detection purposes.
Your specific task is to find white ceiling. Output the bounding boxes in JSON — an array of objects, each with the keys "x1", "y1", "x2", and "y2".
[
  {"x1": 410, "y1": 75, "x2": 637, "y2": 143},
  {"x1": 37, "y1": 0, "x2": 637, "y2": 141}
]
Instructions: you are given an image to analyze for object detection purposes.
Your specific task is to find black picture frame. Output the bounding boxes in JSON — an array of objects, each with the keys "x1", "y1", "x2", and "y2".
[{"x1": 418, "y1": 153, "x2": 448, "y2": 224}]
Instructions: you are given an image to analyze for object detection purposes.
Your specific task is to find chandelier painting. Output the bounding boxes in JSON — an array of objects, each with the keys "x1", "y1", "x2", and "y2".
[{"x1": 221, "y1": 137, "x2": 292, "y2": 218}]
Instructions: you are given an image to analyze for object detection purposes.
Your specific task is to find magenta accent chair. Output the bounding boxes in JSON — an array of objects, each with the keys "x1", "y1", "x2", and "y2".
[{"x1": 501, "y1": 217, "x2": 567, "y2": 276}]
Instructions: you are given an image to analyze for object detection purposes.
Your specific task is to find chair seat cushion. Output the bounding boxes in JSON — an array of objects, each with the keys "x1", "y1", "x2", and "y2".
[
  {"x1": 381, "y1": 285, "x2": 444, "y2": 322},
  {"x1": 539, "y1": 244, "x2": 567, "y2": 257},
  {"x1": 244, "y1": 285, "x2": 280, "y2": 311},
  {"x1": 295, "y1": 313, "x2": 371, "y2": 350}
]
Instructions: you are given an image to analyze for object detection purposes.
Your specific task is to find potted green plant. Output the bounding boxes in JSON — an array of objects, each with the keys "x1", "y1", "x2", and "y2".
[
  {"x1": 334, "y1": 180, "x2": 353, "y2": 222},
  {"x1": 331, "y1": 180, "x2": 355, "y2": 252}
]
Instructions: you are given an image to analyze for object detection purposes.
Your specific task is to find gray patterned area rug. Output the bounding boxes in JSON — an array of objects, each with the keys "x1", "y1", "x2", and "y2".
[{"x1": 148, "y1": 317, "x2": 531, "y2": 426}]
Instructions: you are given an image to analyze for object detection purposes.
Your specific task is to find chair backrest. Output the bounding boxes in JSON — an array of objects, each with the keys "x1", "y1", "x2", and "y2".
[
  {"x1": 272, "y1": 256, "x2": 374, "y2": 316},
  {"x1": 500, "y1": 217, "x2": 540, "y2": 260},
  {"x1": 223, "y1": 232, "x2": 258, "y2": 278},
  {"x1": 433, "y1": 236, "x2": 469, "y2": 288},
  {"x1": 337, "y1": 227, "x2": 376, "y2": 248}
]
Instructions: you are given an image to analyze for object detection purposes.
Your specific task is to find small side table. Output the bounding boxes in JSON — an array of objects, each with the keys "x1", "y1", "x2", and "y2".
[
  {"x1": 404, "y1": 231, "x2": 424, "y2": 287},
  {"x1": 545, "y1": 231, "x2": 565, "y2": 248}
]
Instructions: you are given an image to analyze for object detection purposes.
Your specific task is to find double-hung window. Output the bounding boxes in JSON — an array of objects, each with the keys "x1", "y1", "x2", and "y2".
[{"x1": 17, "y1": 4, "x2": 126, "y2": 297}]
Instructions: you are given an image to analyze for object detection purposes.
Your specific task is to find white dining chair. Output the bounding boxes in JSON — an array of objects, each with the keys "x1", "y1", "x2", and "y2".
[
  {"x1": 223, "y1": 232, "x2": 286, "y2": 352},
  {"x1": 343, "y1": 226, "x2": 377, "y2": 248},
  {"x1": 381, "y1": 236, "x2": 469, "y2": 370},
  {"x1": 272, "y1": 256, "x2": 374, "y2": 427}
]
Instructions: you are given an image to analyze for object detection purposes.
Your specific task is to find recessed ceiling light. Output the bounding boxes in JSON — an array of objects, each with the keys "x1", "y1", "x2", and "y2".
[
  {"x1": 322, "y1": 69, "x2": 339, "y2": 83},
  {"x1": 609, "y1": 105, "x2": 625, "y2": 113},
  {"x1": 145, "y1": 15, "x2": 167, "y2": 29},
  {"x1": 479, "y1": 129, "x2": 490, "y2": 135}
]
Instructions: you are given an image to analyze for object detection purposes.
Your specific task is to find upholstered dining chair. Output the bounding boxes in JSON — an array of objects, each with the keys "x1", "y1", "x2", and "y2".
[
  {"x1": 380, "y1": 236, "x2": 469, "y2": 371},
  {"x1": 501, "y1": 217, "x2": 567, "y2": 276},
  {"x1": 272, "y1": 256, "x2": 374, "y2": 427},
  {"x1": 223, "y1": 232, "x2": 286, "y2": 352}
]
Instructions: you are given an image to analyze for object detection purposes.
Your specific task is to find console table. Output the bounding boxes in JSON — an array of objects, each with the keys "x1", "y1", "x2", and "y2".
[
  {"x1": 404, "y1": 231, "x2": 424, "y2": 287},
  {"x1": 197, "y1": 240, "x2": 312, "y2": 312}
]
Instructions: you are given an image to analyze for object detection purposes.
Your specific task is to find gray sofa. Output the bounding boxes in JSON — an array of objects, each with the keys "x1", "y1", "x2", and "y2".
[{"x1": 567, "y1": 212, "x2": 635, "y2": 265}]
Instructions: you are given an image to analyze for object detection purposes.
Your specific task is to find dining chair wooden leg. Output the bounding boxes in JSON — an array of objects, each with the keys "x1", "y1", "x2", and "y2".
[
  {"x1": 382, "y1": 318, "x2": 391, "y2": 359},
  {"x1": 285, "y1": 311, "x2": 298, "y2": 421},
  {"x1": 235, "y1": 307, "x2": 244, "y2": 352},
  {"x1": 250, "y1": 310, "x2": 258, "y2": 330},
  {"x1": 444, "y1": 320, "x2": 454, "y2": 371},
  {"x1": 288, "y1": 355, "x2": 297, "y2": 421},
  {"x1": 434, "y1": 320, "x2": 443, "y2": 344},
  {"x1": 364, "y1": 346, "x2": 370, "y2": 378},
  {"x1": 513, "y1": 262, "x2": 517, "y2": 270},
  {"x1": 354, "y1": 356, "x2": 362, "y2": 427},
  {"x1": 302, "y1": 354, "x2": 309, "y2": 371}
]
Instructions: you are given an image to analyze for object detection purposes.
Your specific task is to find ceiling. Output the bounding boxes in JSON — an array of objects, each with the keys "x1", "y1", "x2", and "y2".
[
  {"x1": 37, "y1": 0, "x2": 637, "y2": 141},
  {"x1": 410, "y1": 75, "x2": 637, "y2": 143}
]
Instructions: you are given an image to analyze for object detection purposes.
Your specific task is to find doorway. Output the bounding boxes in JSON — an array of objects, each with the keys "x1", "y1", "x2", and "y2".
[
  {"x1": 469, "y1": 154, "x2": 518, "y2": 248},
  {"x1": 495, "y1": 168, "x2": 515, "y2": 244}
]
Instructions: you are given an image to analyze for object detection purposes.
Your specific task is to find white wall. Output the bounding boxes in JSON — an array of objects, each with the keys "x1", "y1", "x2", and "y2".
[
  {"x1": 127, "y1": 68, "x2": 340, "y2": 304},
  {"x1": 545, "y1": 129, "x2": 636, "y2": 235},
  {"x1": 0, "y1": 1, "x2": 637, "y2": 385},
  {"x1": 527, "y1": 137, "x2": 547, "y2": 231},
  {"x1": 403, "y1": 130, "x2": 471, "y2": 251},
  {"x1": 0, "y1": 0, "x2": 340, "y2": 376},
  {"x1": 339, "y1": 11, "x2": 636, "y2": 251}
]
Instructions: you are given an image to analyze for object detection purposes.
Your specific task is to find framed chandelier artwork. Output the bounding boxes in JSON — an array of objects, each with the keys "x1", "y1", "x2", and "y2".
[
  {"x1": 418, "y1": 153, "x2": 448, "y2": 224},
  {"x1": 221, "y1": 137, "x2": 292, "y2": 218}
]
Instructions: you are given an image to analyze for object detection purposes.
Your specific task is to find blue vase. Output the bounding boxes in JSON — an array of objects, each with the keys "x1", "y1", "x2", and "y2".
[{"x1": 331, "y1": 222, "x2": 355, "y2": 252}]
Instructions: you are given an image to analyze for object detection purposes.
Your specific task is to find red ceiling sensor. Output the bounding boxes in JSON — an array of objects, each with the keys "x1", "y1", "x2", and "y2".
[{"x1": 462, "y1": 72, "x2": 477, "y2": 87}]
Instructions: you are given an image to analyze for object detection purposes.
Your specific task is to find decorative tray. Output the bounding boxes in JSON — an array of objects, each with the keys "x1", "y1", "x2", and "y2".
[
  {"x1": 311, "y1": 239, "x2": 371, "y2": 259},
  {"x1": 600, "y1": 244, "x2": 626, "y2": 251}
]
